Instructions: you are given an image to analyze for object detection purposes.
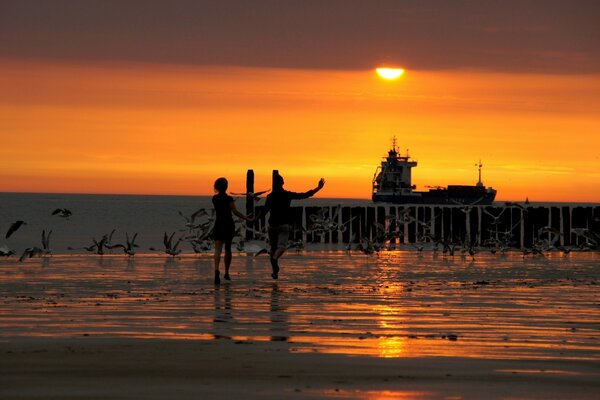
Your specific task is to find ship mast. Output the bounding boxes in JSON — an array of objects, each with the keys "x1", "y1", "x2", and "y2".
[{"x1": 476, "y1": 161, "x2": 483, "y2": 187}]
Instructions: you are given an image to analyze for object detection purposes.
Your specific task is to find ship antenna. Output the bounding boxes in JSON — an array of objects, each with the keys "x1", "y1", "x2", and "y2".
[
  {"x1": 476, "y1": 160, "x2": 483, "y2": 187},
  {"x1": 392, "y1": 136, "x2": 397, "y2": 152}
]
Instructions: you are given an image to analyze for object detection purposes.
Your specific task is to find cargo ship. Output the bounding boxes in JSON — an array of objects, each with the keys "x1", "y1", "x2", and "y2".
[{"x1": 372, "y1": 138, "x2": 496, "y2": 205}]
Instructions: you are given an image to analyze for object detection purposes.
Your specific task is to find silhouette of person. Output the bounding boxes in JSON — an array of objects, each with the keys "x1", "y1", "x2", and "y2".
[
  {"x1": 212, "y1": 177, "x2": 253, "y2": 285},
  {"x1": 259, "y1": 174, "x2": 325, "y2": 279}
]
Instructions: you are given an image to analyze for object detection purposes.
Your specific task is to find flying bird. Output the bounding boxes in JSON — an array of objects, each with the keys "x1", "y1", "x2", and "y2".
[
  {"x1": 19, "y1": 247, "x2": 43, "y2": 262},
  {"x1": 123, "y1": 232, "x2": 139, "y2": 256},
  {"x1": 178, "y1": 208, "x2": 209, "y2": 231},
  {"x1": 150, "y1": 232, "x2": 183, "y2": 256},
  {"x1": 52, "y1": 208, "x2": 73, "y2": 218},
  {"x1": 41, "y1": 229, "x2": 53, "y2": 255},
  {"x1": 6, "y1": 220, "x2": 26, "y2": 239},
  {"x1": 231, "y1": 189, "x2": 271, "y2": 203},
  {"x1": 109, "y1": 232, "x2": 140, "y2": 256}
]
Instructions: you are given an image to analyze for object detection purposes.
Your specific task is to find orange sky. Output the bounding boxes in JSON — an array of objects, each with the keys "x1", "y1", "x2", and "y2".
[{"x1": 1, "y1": 59, "x2": 599, "y2": 202}]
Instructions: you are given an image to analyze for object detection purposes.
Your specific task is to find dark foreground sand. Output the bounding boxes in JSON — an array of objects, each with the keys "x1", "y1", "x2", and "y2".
[{"x1": 2, "y1": 338, "x2": 599, "y2": 400}]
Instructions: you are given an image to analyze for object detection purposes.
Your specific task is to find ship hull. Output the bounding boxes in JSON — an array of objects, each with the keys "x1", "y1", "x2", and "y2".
[{"x1": 373, "y1": 185, "x2": 496, "y2": 205}]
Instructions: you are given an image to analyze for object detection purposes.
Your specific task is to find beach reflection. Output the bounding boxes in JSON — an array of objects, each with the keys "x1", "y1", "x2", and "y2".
[
  {"x1": 1, "y1": 252, "x2": 599, "y2": 361},
  {"x1": 269, "y1": 283, "x2": 289, "y2": 342},
  {"x1": 317, "y1": 389, "x2": 430, "y2": 400},
  {"x1": 212, "y1": 284, "x2": 233, "y2": 339}
]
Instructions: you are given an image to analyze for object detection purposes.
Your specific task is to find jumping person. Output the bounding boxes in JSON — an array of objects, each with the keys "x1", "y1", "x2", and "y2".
[
  {"x1": 212, "y1": 177, "x2": 253, "y2": 285},
  {"x1": 260, "y1": 174, "x2": 325, "y2": 279}
]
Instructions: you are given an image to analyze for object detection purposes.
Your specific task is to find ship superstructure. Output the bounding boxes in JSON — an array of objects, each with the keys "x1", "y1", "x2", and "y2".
[{"x1": 372, "y1": 138, "x2": 496, "y2": 205}]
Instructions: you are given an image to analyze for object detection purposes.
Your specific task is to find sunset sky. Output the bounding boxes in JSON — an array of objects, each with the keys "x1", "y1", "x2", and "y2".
[{"x1": 1, "y1": 1, "x2": 599, "y2": 202}]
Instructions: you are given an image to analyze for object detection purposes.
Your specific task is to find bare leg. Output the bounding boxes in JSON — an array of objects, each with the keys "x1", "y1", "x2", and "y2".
[
  {"x1": 224, "y1": 241, "x2": 232, "y2": 280},
  {"x1": 270, "y1": 246, "x2": 286, "y2": 279},
  {"x1": 272, "y1": 246, "x2": 286, "y2": 260},
  {"x1": 214, "y1": 240, "x2": 223, "y2": 284}
]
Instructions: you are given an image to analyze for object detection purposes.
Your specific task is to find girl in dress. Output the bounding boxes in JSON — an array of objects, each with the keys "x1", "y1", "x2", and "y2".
[{"x1": 212, "y1": 177, "x2": 252, "y2": 284}]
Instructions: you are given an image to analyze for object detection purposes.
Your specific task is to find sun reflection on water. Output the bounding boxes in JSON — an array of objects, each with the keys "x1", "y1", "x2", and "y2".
[{"x1": 1, "y1": 252, "x2": 599, "y2": 361}]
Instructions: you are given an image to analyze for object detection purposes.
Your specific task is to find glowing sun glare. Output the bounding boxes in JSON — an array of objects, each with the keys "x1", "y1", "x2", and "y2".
[{"x1": 376, "y1": 68, "x2": 405, "y2": 80}]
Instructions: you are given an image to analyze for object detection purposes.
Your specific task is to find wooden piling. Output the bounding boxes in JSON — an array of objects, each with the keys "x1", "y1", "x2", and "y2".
[{"x1": 245, "y1": 169, "x2": 254, "y2": 240}]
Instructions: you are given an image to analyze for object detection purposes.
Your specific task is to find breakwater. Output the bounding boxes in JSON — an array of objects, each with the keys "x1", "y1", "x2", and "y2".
[{"x1": 249, "y1": 203, "x2": 600, "y2": 249}]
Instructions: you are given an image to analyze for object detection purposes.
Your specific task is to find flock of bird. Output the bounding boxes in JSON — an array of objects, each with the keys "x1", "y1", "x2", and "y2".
[
  {"x1": 1, "y1": 202, "x2": 599, "y2": 262},
  {"x1": 348, "y1": 204, "x2": 600, "y2": 259}
]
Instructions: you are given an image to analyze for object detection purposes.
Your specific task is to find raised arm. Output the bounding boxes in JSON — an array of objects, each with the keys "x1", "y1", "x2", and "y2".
[{"x1": 290, "y1": 178, "x2": 326, "y2": 200}]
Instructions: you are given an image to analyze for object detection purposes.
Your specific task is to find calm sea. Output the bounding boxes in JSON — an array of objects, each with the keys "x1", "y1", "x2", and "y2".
[{"x1": 0, "y1": 192, "x2": 370, "y2": 254}]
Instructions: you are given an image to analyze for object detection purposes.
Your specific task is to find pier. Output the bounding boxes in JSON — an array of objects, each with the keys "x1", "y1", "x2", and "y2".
[
  {"x1": 245, "y1": 170, "x2": 600, "y2": 249},
  {"x1": 247, "y1": 204, "x2": 599, "y2": 249}
]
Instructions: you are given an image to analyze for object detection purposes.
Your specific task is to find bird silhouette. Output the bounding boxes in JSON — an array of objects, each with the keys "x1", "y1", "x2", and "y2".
[
  {"x1": 52, "y1": 208, "x2": 72, "y2": 219},
  {"x1": 150, "y1": 232, "x2": 182, "y2": 256},
  {"x1": 6, "y1": 220, "x2": 26, "y2": 239},
  {"x1": 231, "y1": 189, "x2": 270, "y2": 203},
  {"x1": 19, "y1": 247, "x2": 43, "y2": 262},
  {"x1": 0, "y1": 245, "x2": 15, "y2": 257},
  {"x1": 41, "y1": 229, "x2": 52, "y2": 255}
]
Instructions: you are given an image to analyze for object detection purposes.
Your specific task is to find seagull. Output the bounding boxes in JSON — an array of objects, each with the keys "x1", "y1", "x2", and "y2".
[
  {"x1": 91, "y1": 235, "x2": 109, "y2": 255},
  {"x1": 504, "y1": 202, "x2": 528, "y2": 212},
  {"x1": 571, "y1": 228, "x2": 600, "y2": 248},
  {"x1": 0, "y1": 245, "x2": 15, "y2": 257},
  {"x1": 67, "y1": 232, "x2": 110, "y2": 255},
  {"x1": 460, "y1": 241, "x2": 477, "y2": 260},
  {"x1": 254, "y1": 248, "x2": 269, "y2": 257},
  {"x1": 6, "y1": 220, "x2": 26, "y2": 239},
  {"x1": 178, "y1": 208, "x2": 209, "y2": 231},
  {"x1": 231, "y1": 189, "x2": 271, "y2": 203},
  {"x1": 19, "y1": 246, "x2": 43, "y2": 262},
  {"x1": 190, "y1": 239, "x2": 212, "y2": 253},
  {"x1": 442, "y1": 240, "x2": 457, "y2": 256},
  {"x1": 537, "y1": 226, "x2": 562, "y2": 250},
  {"x1": 67, "y1": 243, "x2": 98, "y2": 253},
  {"x1": 483, "y1": 207, "x2": 507, "y2": 226},
  {"x1": 41, "y1": 229, "x2": 52, "y2": 255},
  {"x1": 52, "y1": 208, "x2": 73, "y2": 219},
  {"x1": 103, "y1": 229, "x2": 119, "y2": 250},
  {"x1": 105, "y1": 232, "x2": 140, "y2": 256},
  {"x1": 286, "y1": 239, "x2": 305, "y2": 253},
  {"x1": 123, "y1": 232, "x2": 139, "y2": 256},
  {"x1": 357, "y1": 238, "x2": 377, "y2": 255},
  {"x1": 150, "y1": 232, "x2": 182, "y2": 256}
]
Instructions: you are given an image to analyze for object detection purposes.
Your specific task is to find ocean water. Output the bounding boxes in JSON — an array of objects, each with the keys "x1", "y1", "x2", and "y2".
[{"x1": 0, "y1": 192, "x2": 370, "y2": 255}]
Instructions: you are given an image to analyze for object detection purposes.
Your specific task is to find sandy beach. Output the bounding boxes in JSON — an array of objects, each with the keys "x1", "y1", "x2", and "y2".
[{"x1": 2, "y1": 251, "x2": 599, "y2": 399}]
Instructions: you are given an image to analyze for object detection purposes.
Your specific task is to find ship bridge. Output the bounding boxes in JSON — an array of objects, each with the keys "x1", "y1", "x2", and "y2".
[{"x1": 372, "y1": 138, "x2": 417, "y2": 196}]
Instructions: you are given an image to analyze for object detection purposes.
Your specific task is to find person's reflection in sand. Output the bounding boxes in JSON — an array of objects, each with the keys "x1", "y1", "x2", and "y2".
[
  {"x1": 212, "y1": 284, "x2": 233, "y2": 340},
  {"x1": 269, "y1": 283, "x2": 290, "y2": 342}
]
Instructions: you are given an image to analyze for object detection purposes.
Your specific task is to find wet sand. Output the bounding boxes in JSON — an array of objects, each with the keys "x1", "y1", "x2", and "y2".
[{"x1": 1, "y1": 251, "x2": 599, "y2": 399}]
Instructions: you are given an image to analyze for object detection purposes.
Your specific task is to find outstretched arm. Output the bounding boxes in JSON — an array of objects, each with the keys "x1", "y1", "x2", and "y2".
[{"x1": 290, "y1": 178, "x2": 326, "y2": 199}]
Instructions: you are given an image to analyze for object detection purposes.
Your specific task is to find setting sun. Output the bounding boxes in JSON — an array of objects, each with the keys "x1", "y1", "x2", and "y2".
[{"x1": 376, "y1": 67, "x2": 405, "y2": 80}]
